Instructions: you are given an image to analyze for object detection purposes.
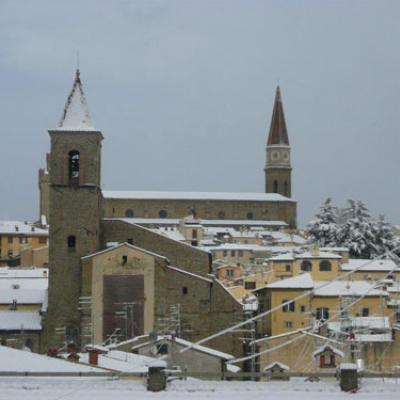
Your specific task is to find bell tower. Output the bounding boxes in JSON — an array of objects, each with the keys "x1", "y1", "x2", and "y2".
[
  {"x1": 46, "y1": 70, "x2": 103, "y2": 348},
  {"x1": 265, "y1": 86, "x2": 292, "y2": 198}
]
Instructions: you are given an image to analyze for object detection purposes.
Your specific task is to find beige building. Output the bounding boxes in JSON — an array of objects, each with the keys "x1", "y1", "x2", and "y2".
[{"x1": 0, "y1": 221, "x2": 48, "y2": 266}]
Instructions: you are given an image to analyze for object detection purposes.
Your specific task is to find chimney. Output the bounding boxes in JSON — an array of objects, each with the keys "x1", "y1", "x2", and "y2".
[
  {"x1": 310, "y1": 244, "x2": 320, "y2": 257},
  {"x1": 67, "y1": 342, "x2": 77, "y2": 354},
  {"x1": 88, "y1": 349, "x2": 100, "y2": 365}
]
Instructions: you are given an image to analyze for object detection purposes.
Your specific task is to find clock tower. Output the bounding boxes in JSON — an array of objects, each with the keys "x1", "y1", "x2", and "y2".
[
  {"x1": 265, "y1": 86, "x2": 292, "y2": 198},
  {"x1": 45, "y1": 70, "x2": 103, "y2": 348}
]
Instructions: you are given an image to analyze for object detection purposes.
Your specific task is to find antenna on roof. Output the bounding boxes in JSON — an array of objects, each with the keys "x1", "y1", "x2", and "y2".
[{"x1": 76, "y1": 51, "x2": 80, "y2": 71}]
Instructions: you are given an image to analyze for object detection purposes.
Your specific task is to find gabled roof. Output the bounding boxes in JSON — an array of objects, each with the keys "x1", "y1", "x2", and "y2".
[
  {"x1": 312, "y1": 344, "x2": 344, "y2": 358},
  {"x1": 264, "y1": 361, "x2": 290, "y2": 371},
  {"x1": 81, "y1": 242, "x2": 168, "y2": 262},
  {"x1": 56, "y1": 69, "x2": 96, "y2": 131},
  {"x1": 267, "y1": 86, "x2": 289, "y2": 146}
]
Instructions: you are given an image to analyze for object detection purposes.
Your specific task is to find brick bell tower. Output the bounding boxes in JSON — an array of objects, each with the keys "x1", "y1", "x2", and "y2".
[
  {"x1": 265, "y1": 86, "x2": 292, "y2": 198},
  {"x1": 45, "y1": 70, "x2": 103, "y2": 348}
]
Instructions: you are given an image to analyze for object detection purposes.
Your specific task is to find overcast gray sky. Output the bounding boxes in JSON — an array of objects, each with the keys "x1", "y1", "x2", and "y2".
[{"x1": 0, "y1": 0, "x2": 399, "y2": 227}]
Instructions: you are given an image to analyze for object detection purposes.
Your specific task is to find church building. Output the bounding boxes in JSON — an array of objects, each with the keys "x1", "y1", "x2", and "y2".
[{"x1": 40, "y1": 71, "x2": 296, "y2": 356}]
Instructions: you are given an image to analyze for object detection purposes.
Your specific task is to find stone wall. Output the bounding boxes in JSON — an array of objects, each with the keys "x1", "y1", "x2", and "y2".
[
  {"x1": 101, "y1": 219, "x2": 211, "y2": 275},
  {"x1": 103, "y1": 198, "x2": 297, "y2": 228}
]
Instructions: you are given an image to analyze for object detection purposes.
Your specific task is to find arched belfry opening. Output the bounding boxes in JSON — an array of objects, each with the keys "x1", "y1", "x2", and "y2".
[
  {"x1": 68, "y1": 150, "x2": 80, "y2": 184},
  {"x1": 273, "y1": 180, "x2": 278, "y2": 193}
]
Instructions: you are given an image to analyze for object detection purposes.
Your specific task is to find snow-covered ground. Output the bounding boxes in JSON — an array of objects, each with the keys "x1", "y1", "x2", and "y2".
[{"x1": 0, "y1": 377, "x2": 399, "y2": 400}]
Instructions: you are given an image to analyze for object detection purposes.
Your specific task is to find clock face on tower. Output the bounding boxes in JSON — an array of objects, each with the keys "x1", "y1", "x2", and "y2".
[
  {"x1": 282, "y1": 151, "x2": 289, "y2": 161},
  {"x1": 271, "y1": 151, "x2": 280, "y2": 161}
]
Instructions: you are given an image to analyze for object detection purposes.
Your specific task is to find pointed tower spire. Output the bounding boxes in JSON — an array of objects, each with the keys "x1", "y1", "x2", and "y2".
[
  {"x1": 58, "y1": 69, "x2": 95, "y2": 130},
  {"x1": 267, "y1": 86, "x2": 289, "y2": 145},
  {"x1": 264, "y1": 86, "x2": 292, "y2": 197}
]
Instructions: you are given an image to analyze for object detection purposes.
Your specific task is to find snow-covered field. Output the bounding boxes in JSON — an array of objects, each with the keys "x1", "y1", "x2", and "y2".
[{"x1": 0, "y1": 377, "x2": 399, "y2": 400}]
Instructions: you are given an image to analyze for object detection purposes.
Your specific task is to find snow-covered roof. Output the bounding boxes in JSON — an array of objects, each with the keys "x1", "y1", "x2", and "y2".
[
  {"x1": 0, "y1": 221, "x2": 48, "y2": 236},
  {"x1": 269, "y1": 252, "x2": 295, "y2": 261},
  {"x1": 0, "y1": 345, "x2": 101, "y2": 373},
  {"x1": 81, "y1": 242, "x2": 168, "y2": 262},
  {"x1": 108, "y1": 217, "x2": 288, "y2": 227},
  {"x1": 103, "y1": 190, "x2": 294, "y2": 202},
  {"x1": 0, "y1": 267, "x2": 48, "y2": 282},
  {"x1": 0, "y1": 289, "x2": 47, "y2": 304},
  {"x1": 150, "y1": 228, "x2": 186, "y2": 242},
  {"x1": 264, "y1": 273, "x2": 314, "y2": 290},
  {"x1": 264, "y1": 361, "x2": 289, "y2": 371},
  {"x1": 56, "y1": 69, "x2": 96, "y2": 131},
  {"x1": 346, "y1": 316, "x2": 391, "y2": 330},
  {"x1": 295, "y1": 251, "x2": 341, "y2": 259},
  {"x1": 0, "y1": 311, "x2": 42, "y2": 330},
  {"x1": 313, "y1": 280, "x2": 388, "y2": 297},
  {"x1": 354, "y1": 333, "x2": 392, "y2": 342},
  {"x1": 340, "y1": 259, "x2": 399, "y2": 272},
  {"x1": 202, "y1": 243, "x2": 272, "y2": 252},
  {"x1": 130, "y1": 334, "x2": 234, "y2": 361},
  {"x1": 78, "y1": 350, "x2": 164, "y2": 373},
  {"x1": 340, "y1": 363, "x2": 357, "y2": 370},
  {"x1": 269, "y1": 250, "x2": 341, "y2": 262},
  {"x1": 260, "y1": 274, "x2": 388, "y2": 297},
  {"x1": 312, "y1": 344, "x2": 344, "y2": 358}
]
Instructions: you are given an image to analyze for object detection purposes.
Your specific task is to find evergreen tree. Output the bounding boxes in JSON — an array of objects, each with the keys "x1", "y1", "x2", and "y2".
[
  {"x1": 308, "y1": 199, "x2": 398, "y2": 259},
  {"x1": 371, "y1": 215, "x2": 397, "y2": 258},
  {"x1": 339, "y1": 200, "x2": 376, "y2": 258},
  {"x1": 307, "y1": 198, "x2": 339, "y2": 247}
]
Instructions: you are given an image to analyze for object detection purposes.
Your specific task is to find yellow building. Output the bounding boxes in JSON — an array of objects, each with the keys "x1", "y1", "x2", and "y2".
[
  {"x1": 252, "y1": 272, "x2": 400, "y2": 372},
  {"x1": 268, "y1": 248, "x2": 342, "y2": 281},
  {"x1": 0, "y1": 221, "x2": 48, "y2": 266},
  {"x1": 254, "y1": 273, "x2": 391, "y2": 337}
]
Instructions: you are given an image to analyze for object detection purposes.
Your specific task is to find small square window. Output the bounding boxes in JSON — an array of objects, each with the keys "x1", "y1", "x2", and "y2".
[
  {"x1": 285, "y1": 321, "x2": 293, "y2": 328},
  {"x1": 285, "y1": 264, "x2": 291, "y2": 272},
  {"x1": 127, "y1": 238, "x2": 134, "y2": 245},
  {"x1": 300, "y1": 305, "x2": 306, "y2": 312},
  {"x1": 182, "y1": 287, "x2": 188, "y2": 295},
  {"x1": 245, "y1": 281, "x2": 256, "y2": 290},
  {"x1": 122, "y1": 255, "x2": 128, "y2": 265}
]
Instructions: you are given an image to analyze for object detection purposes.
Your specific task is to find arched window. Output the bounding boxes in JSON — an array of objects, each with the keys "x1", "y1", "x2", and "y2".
[
  {"x1": 273, "y1": 180, "x2": 278, "y2": 193},
  {"x1": 319, "y1": 260, "x2": 332, "y2": 271},
  {"x1": 284, "y1": 181, "x2": 288, "y2": 196},
  {"x1": 67, "y1": 235, "x2": 76, "y2": 250},
  {"x1": 159, "y1": 209, "x2": 168, "y2": 218},
  {"x1": 68, "y1": 150, "x2": 80, "y2": 182},
  {"x1": 246, "y1": 212, "x2": 254, "y2": 220},
  {"x1": 218, "y1": 211, "x2": 225, "y2": 220},
  {"x1": 301, "y1": 260, "x2": 312, "y2": 272},
  {"x1": 125, "y1": 209, "x2": 134, "y2": 218}
]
